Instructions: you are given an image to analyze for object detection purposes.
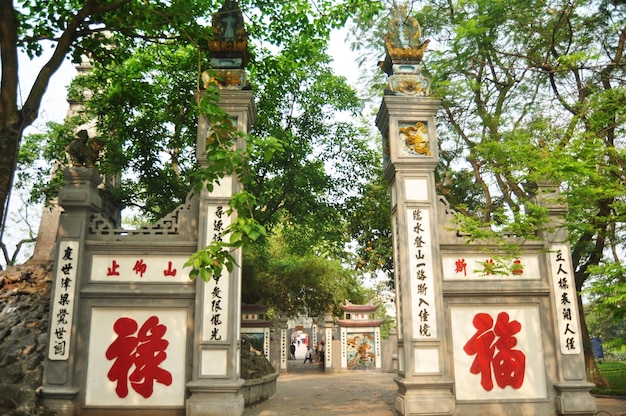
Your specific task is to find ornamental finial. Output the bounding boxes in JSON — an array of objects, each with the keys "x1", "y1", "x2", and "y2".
[
  {"x1": 378, "y1": 3, "x2": 431, "y2": 96},
  {"x1": 203, "y1": 0, "x2": 250, "y2": 90}
]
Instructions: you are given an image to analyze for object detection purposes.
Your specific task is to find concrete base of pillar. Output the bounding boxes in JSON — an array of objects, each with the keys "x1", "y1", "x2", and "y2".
[
  {"x1": 554, "y1": 382, "x2": 597, "y2": 415},
  {"x1": 40, "y1": 387, "x2": 79, "y2": 416},
  {"x1": 186, "y1": 379, "x2": 245, "y2": 416},
  {"x1": 394, "y1": 377, "x2": 455, "y2": 416}
]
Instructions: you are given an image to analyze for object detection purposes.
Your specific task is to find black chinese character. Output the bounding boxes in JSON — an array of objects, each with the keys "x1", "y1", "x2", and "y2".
[
  {"x1": 61, "y1": 263, "x2": 73, "y2": 275},
  {"x1": 418, "y1": 308, "x2": 429, "y2": 322},
  {"x1": 210, "y1": 328, "x2": 222, "y2": 340},
  {"x1": 211, "y1": 314, "x2": 222, "y2": 326},
  {"x1": 54, "y1": 340, "x2": 66, "y2": 356},
  {"x1": 55, "y1": 327, "x2": 67, "y2": 340},
  {"x1": 58, "y1": 293, "x2": 70, "y2": 306},
  {"x1": 212, "y1": 286, "x2": 222, "y2": 299},
  {"x1": 62, "y1": 246, "x2": 73, "y2": 261}
]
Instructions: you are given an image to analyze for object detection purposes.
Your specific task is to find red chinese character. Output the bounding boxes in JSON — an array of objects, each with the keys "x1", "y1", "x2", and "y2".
[
  {"x1": 511, "y1": 259, "x2": 524, "y2": 275},
  {"x1": 163, "y1": 261, "x2": 177, "y2": 277},
  {"x1": 455, "y1": 259, "x2": 467, "y2": 276},
  {"x1": 106, "y1": 316, "x2": 172, "y2": 398},
  {"x1": 483, "y1": 259, "x2": 496, "y2": 275},
  {"x1": 463, "y1": 312, "x2": 526, "y2": 391},
  {"x1": 133, "y1": 259, "x2": 147, "y2": 277},
  {"x1": 107, "y1": 260, "x2": 120, "y2": 276}
]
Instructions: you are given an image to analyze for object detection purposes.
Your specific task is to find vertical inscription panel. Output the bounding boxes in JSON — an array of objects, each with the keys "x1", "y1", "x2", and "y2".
[
  {"x1": 549, "y1": 244, "x2": 582, "y2": 355},
  {"x1": 48, "y1": 240, "x2": 80, "y2": 361},
  {"x1": 202, "y1": 204, "x2": 231, "y2": 342},
  {"x1": 406, "y1": 208, "x2": 437, "y2": 339}
]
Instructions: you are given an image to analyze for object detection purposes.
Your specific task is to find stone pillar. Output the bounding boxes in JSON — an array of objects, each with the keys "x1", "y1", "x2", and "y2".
[
  {"x1": 387, "y1": 328, "x2": 398, "y2": 372},
  {"x1": 376, "y1": 96, "x2": 455, "y2": 415},
  {"x1": 41, "y1": 168, "x2": 107, "y2": 416},
  {"x1": 32, "y1": 57, "x2": 96, "y2": 265},
  {"x1": 186, "y1": 90, "x2": 255, "y2": 416},
  {"x1": 533, "y1": 182, "x2": 596, "y2": 415},
  {"x1": 274, "y1": 315, "x2": 288, "y2": 373},
  {"x1": 30, "y1": 199, "x2": 61, "y2": 263},
  {"x1": 312, "y1": 322, "x2": 318, "y2": 352},
  {"x1": 323, "y1": 312, "x2": 334, "y2": 372}
]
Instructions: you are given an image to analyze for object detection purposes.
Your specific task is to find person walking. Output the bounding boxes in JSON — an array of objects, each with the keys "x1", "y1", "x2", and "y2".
[
  {"x1": 290, "y1": 343, "x2": 296, "y2": 360},
  {"x1": 303, "y1": 346, "x2": 313, "y2": 364}
]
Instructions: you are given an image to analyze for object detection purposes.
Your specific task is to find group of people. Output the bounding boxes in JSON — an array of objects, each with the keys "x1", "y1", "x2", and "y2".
[{"x1": 289, "y1": 341, "x2": 324, "y2": 364}]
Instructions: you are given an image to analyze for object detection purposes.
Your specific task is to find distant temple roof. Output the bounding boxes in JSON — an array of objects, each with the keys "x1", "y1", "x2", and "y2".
[
  {"x1": 337, "y1": 300, "x2": 384, "y2": 327},
  {"x1": 337, "y1": 318, "x2": 386, "y2": 328},
  {"x1": 339, "y1": 300, "x2": 378, "y2": 313}
]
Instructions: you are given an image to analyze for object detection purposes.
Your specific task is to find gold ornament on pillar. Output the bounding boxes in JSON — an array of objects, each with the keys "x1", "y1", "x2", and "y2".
[
  {"x1": 204, "y1": 0, "x2": 251, "y2": 90},
  {"x1": 378, "y1": 3, "x2": 431, "y2": 96}
]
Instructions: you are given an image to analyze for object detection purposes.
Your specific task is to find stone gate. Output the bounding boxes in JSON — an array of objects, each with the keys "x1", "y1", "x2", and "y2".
[
  {"x1": 40, "y1": 3, "x2": 597, "y2": 416},
  {"x1": 376, "y1": 6, "x2": 596, "y2": 416},
  {"x1": 41, "y1": 2, "x2": 255, "y2": 415}
]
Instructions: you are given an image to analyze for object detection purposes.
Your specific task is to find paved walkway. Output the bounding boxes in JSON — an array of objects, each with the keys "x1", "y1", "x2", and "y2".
[{"x1": 244, "y1": 344, "x2": 626, "y2": 416}]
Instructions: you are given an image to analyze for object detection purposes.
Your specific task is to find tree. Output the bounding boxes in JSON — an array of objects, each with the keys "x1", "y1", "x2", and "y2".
[
  {"x1": 584, "y1": 263, "x2": 626, "y2": 357},
  {"x1": 0, "y1": 0, "x2": 215, "y2": 231},
  {"x1": 423, "y1": 0, "x2": 624, "y2": 386},
  {"x1": 1, "y1": 0, "x2": 384, "y2": 243},
  {"x1": 22, "y1": 1, "x2": 382, "y2": 238},
  {"x1": 349, "y1": 0, "x2": 625, "y2": 386},
  {"x1": 242, "y1": 227, "x2": 370, "y2": 318},
  {"x1": 345, "y1": 165, "x2": 394, "y2": 279}
]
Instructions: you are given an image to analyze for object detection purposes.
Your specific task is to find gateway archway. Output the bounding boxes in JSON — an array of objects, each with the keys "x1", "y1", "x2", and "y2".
[{"x1": 40, "y1": 3, "x2": 595, "y2": 416}]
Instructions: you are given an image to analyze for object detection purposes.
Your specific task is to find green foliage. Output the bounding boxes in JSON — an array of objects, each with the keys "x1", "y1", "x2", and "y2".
[
  {"x1": 348, "y1": 0, "x2": 625, "y2": 384},
  {"x1": 345, "y1": 166, "x2": 394, "y2": 279},
  {"x1": 395, "y1": 0, "x2": 626, "y2": 289},
  {"x1": 242, "y1": 229, "x2": 369, "y2": 318},
  {"x1": 584, "y1": 262, "x2": 626, "y2": 356}
]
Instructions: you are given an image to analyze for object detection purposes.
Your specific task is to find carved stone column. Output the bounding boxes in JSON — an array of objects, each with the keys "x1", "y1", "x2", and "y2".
[
  {"x1": 41, "y1": 168, "x2": 107, "y2": 416},
  {"x1": 274, "y1": 314, "x2": 288, "y2": 373},
  {"x1": 377, "y1": 97, "x2": 455, "y2": 416},
  {"x1": 186, "y1": 90, "x2": 255, "y2": 416},
  {"x1": 533, "y1": 183, "x2": 596, "y2": 415},
  {"x1": 376, "y1": 7, "x2": 455, "y2": 414},
  {"x1": 186, "y1": 2, "x2": 254, "y2": 414}
]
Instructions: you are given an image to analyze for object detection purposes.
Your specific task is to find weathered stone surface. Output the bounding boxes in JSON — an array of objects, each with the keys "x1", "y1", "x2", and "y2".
[
  {"x1": 0, "y1": 262, "x2": 54, "y2": 415},
  {"x1": 240, "y1": 338, "x2": 275, "y2": 380}
]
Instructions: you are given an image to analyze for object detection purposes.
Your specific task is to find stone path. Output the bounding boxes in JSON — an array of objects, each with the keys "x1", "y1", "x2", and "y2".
[{"x1": 244, "y1": 343, "x2": 626, "y2": 416}]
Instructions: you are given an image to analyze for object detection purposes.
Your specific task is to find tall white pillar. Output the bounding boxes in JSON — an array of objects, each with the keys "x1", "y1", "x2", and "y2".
[
  {"x1": 186, "y1": 91, "x2": 255, "y2": 416},
  {"x1": 377, "y1": 97, "x2": 455, "y2": 415}
]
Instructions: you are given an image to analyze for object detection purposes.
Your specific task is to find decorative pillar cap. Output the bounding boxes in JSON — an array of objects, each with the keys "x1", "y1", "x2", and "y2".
[
  {"x1": 203, "y1": 0, "x2": 251, "y2": 90},
  {"x1": 378, "y1": 4, "x2": 431, "y2": 96}
]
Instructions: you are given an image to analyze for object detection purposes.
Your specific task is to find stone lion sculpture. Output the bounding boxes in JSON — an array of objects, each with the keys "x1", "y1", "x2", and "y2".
[{"x1": 67, "y1": 130, "x2": 103, "y2": 168}]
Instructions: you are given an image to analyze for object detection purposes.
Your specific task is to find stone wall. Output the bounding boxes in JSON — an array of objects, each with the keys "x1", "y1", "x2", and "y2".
[{"x1": 0, "y1": 261, "x2": 277, "y2": 415}]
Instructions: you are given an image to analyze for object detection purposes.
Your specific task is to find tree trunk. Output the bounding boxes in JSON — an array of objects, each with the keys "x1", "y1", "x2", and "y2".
[
  {"x1": 577, "y1": 293, "x2": 609, "y2": 388},
  {"x1": 0, "y1": 0, "x2": 23, "y2": 233},
  {"x1": 0, "y1": 125, "x2": 22, "y2": 232}
]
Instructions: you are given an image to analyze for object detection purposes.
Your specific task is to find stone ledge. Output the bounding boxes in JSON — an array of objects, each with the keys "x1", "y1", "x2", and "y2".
[{"x1": 242, "y1": 371, "x2": 279, "y2": 406}]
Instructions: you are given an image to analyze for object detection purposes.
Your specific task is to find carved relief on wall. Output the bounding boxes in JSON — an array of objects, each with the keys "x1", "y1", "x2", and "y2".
[{"x1": 399, "y1": 122, "x2": 430, "y2": 156}]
